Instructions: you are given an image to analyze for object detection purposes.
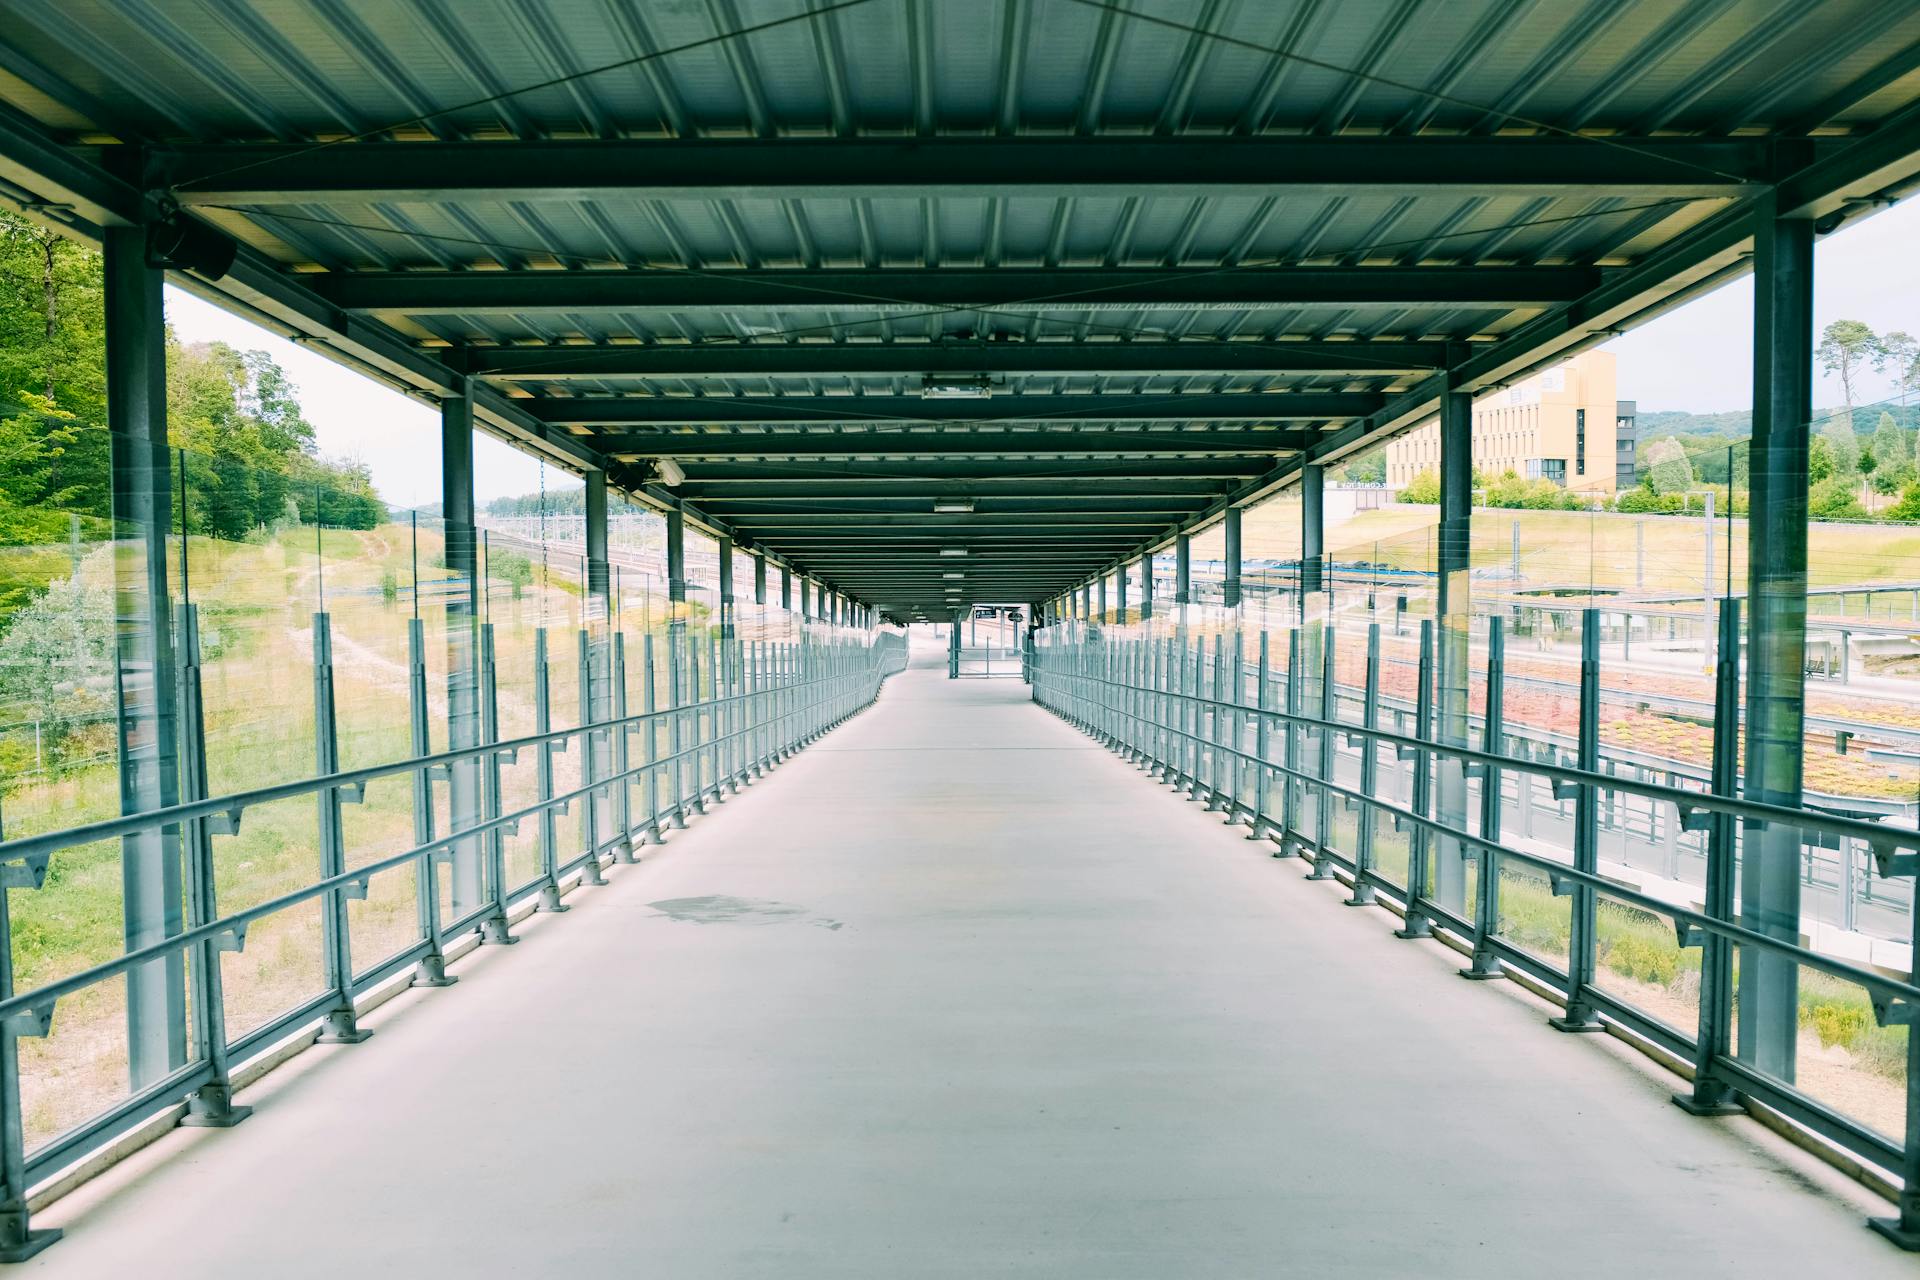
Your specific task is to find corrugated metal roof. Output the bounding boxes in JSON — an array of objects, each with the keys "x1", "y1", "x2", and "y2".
[{"x1": 3, "y1": 0, "x2": 1919, "y2": 609}]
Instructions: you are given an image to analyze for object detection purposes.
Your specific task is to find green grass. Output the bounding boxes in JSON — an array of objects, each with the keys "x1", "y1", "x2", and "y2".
[
  {"x1": 1243, "y1": 502, "x2": 1920, "y2": 595},
  {"x1": 1495, "y1": 871, "x2": 1905, "y2": 1085}
]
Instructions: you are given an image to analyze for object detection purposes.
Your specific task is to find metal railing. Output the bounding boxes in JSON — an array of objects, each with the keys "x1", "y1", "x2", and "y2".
[
  {"x1": 0, "y1": 616, "x2": 906, "y2": 1261},
  {"x1": 1032, "y1": 608, "x2": 1920, "y2": 1249}
]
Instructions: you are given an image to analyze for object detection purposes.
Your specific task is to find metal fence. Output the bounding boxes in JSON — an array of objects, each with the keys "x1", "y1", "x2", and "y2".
[
  {"x1": 0, "y1": 616, "x2": 906, "y2": 1261},
  {"x1": 1032, "y1": 609, "x2": 1920, "y2": 1247}
]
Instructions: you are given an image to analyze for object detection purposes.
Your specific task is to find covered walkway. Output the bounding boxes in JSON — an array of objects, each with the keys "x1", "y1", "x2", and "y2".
[{"x1": 37, "y1": 642, "x2": 1902, "y2": 1277}]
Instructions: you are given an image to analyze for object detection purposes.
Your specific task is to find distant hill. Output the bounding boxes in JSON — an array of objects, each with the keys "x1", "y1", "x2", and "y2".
[{"x1": 1635, "y1": 398, "x2": 1920, "y2": 442}]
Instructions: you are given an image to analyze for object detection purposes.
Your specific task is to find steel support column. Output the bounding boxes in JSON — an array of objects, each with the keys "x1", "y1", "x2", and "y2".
[
  {"x1": 717, "y1": 535, "x2": 734, "y2": 638},
  {"x1": 753, "y1": 551, "x2": 767, "y2": 606},
  {"x1": 583, "y1": 471, "x2": 613, "y2": 865},
  {"x1": 1300, "y1": 464, "x2": 1325, "y2": 598},
  {"x1": 440, "y1": 387, "x2": 486, "y2": 918},
  {"x1": 780, "y1": 564, "x2": 792, "y2": 612},
  {"x1": 104, "y1": 226, "x2": 187, "y2": 1089},
  {"x1": 1174, "y1": 534, "x2": 1191, "y2": 608},
  {"x1": 666, "y1": 507, "x2": 686, "y2": 604},
  {"x1": 1139, "y1": 553, "x2": 1154, "y2": 622},
  {"x1": 1222, "y1": 508, "x2": 1242, "y2": 610},
  {"x1": 1433, "y1": 389, "x2": 1474, "y2": 913},
  {"x1": 1740, "y1": 200, "x2": 1814, "y2": 1082}
]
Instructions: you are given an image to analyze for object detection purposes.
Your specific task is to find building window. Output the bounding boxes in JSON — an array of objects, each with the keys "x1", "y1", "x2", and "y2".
[{"x1": 1575, "y1": 408, "x2": 1586, "y2": 477}]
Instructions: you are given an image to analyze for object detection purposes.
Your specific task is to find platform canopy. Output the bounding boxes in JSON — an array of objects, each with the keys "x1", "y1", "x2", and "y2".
[{"x1": 3, "y1": 0, "x2": 1920, "y2": 613}]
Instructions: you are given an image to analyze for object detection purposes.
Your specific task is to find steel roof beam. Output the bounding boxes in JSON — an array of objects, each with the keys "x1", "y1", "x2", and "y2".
[
  {"x1": 148, "y1": 136, "x2": 1781, "y2": 204},
  {"x1": 537, "y1": 392, "x2": 1379, "y2": 426},
  {"x1": 604, "y1": 430, "x2": 1314, "y2": 457},
  {"x1": 330, "y1": 266, "x2": 1592, "y2": 314},
  {"x1": 691, "y1": 497, "x2": 1209, "y2": 513},
  {"x1": 672, "y1": 458, "x2": 1270, "y2": 481},
  {"x1": 461, "y1": 341, "x2": 1448, "y2": 380}
]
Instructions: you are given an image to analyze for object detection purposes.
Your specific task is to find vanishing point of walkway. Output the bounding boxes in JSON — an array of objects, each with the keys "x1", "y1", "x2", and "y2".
[{"x1": 34, "y1": 643, "x2": 1907, "y2": 1277}]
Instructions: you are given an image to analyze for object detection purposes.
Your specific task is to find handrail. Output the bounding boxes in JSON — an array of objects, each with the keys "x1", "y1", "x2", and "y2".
[
  {"x1": 1037, "y1": 663, "x2": 1920, "y2": 1007},
  {"x1": 0, "y1": 656, "x2": 845, "y2": 868},
  {"x1": 1029, "y1": 620, "x2": 1920, "y2": 1242},
  {"x1": 0, "y1": 623, "x2": 907, "y2": 1265},
  {"x1": 1042, "y1": 651, "x2": 1920, "y2": 862},
  {"x1": 0, "y1": 659, "x2": 886, "y2": 1026}
]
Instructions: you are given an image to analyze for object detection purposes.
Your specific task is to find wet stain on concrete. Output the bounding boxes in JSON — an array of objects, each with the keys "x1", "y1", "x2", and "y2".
[{"x1": 646, "y1": 895, "x2": 844, "y2": 931}]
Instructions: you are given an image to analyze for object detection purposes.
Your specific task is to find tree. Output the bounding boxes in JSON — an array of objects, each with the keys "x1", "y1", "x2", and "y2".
[
  {"x1": 1809, "y1": 476, "x2": 1866, "y2": 520},
  {"x1": 0, "y1": 212, "x2": 109, "y2": 521},
  {"x1": 1339, "y1": 450, "x2": 1386, "y2": 485},
  {"x1": 1397, "y1": 469, "x2": 1440, "y2": 504},
  {"x1": 1820, "y1": 411, "x2": 1860, "y2": 476},
  {"x1": 1871, "y1": 410, "x2": 1911, "y2": 494},
  {"x1": 1816, "y1": 319, "x2": 1880, "y2": 434},
  {"x1": 1646, "y1": 436, "x2": 1693, "y2": 495},
  {"x1": 1810, "y1": 435, "x2": 1835, "y2": 484},
  {"x1": 1878, "y1": 330, "x2": 1919, "y2": 417},
  {"x1": 1886, "y1": 481, "x2": 1920, "y2": 522}
]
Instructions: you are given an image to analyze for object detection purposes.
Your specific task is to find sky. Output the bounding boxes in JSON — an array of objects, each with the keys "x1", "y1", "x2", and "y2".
[{"x1": 163, "y1": 195, "x2": 1920, "y2": 506}]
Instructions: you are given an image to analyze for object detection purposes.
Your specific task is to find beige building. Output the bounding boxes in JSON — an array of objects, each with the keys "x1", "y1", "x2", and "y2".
[{"x1": 1385, "y1": 350, "x2": 1620, "y2": 496}]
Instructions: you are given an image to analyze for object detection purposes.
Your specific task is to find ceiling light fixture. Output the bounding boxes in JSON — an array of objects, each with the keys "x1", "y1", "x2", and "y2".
[
  {"x1": 940, "y1": 548, "x2": 968, "y2": 558},
  {"x1": 921, "y1": 374, "x2": 994, "y2": 400},
  {"x1": 933, "y1": 498, "x2": 975, "y2": 513},
  {"x1": 654, "y1": 458, "x2": 686, "y2": 487}
]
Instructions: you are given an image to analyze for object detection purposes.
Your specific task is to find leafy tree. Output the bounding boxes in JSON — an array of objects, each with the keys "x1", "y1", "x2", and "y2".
[
  {"x1": 1871, "y1": 410, "x2": 1911, "y2": 494},
  {"x1": 0, "y1": 213, "x2": 109, "y2": 519},
  {"x1": 1337, "y1": 450, "x2": 1386, "y2": 485},
  {"x1": 1397, "y1": 469, "x2": 1440, "y2": 504},
  {"x1": 1646, "y1": 437, "x2": 1694, "y2": 495},
  {"x1": 1810, "y1": 435, "x2": 1835, "y2": 484},
  {"x1": 1820, "y1": 411, "x2": 1860, "y2": 476},
  {"x1": 0, "y1": 556, "x2": 116, "y2": 774},
  {"x1": 1816, "y1": 319, "x2": 1879, "y2": 434},
  {"x1": 1615, "y1": 485, "x2": 1678, "y2": 514},
  {"x1": 1878, "y1": 330, "x2": 1919, "y2": 416},
  {"x1": 1809, "y1": 476, "x2": 1866, "y2": 520},
  {"x1": 1886, "y1": 481, "x2": 1920, "y2": 522}
]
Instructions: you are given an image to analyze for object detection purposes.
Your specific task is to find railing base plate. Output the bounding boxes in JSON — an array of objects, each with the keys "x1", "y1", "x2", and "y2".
[
  {"x1": 0, "y1": 1228, "x2": 60, "y2": 1263},
  {"x1": 1547, "y1": 1014, "x2": 1605, "y2": 1034},
  {"x1": 1868, "y1": 1218, "x2": 1920, "y2": 1251},
  {"x1": 1670, "y1": 1091, "x2": 1744, "y2": 1118}
]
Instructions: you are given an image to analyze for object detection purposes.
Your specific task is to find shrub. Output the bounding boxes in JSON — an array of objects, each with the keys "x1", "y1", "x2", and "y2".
[{"x1": 1398, "y1": 469, "x2": 1440, "y2": 504}]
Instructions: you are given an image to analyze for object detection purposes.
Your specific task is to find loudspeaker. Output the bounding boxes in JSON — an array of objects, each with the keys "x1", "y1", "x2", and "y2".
[{"x1": 146, "y1": 215, "x2": 238, "y2": 280}]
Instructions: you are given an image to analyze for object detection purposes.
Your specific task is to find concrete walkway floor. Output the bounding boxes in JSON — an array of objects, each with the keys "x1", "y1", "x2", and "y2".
[{"x1": 33, "y1": 643, "x2": 1910, "y2": 1277}]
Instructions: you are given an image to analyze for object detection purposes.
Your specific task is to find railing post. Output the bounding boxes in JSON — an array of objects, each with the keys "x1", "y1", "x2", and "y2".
[
  {"x1": 175, "y1": 603, "x2": 252, "y2": 1123},
  {"x1": 695, "y1": 633, "x2": 714, "y2": 803},
  {"x1": 1549, "y1": 609, "x2": 1605, "y2": 1033},
  {"x1": 1394, "y1": 620, "x2": 1436, "y2": 938},
  {"x1": 640, "y1": 634, "x2": 666, "y2": 843},
  {"x1": 475, "y1": 621, "x2": 514, "y2": 945},
  {"x1": 667, "y1": 625, "x2": 690, "y2": 826},
  {"x1": 1205, "y1": 634, "x2": 1228, "y2": 811},
  {"x1": 411, "y1": 619, "x2": 468, "y2": 972},
  {"x1": 1676, "y1": 600, "x2": 1747, "y2": 1114},
  {"x1": 610, "y1": 633, "x2": 638, "y2": 862},
  {"x1": 1247, "y1": 631, "x2": 1275, "y2": 842},
  {"x1": 533, "y1": 629, "x2": 569, "y2": 913},
  {"x1": 1345, "y1": 623, "x2": 1381, "y2": 907},
  {"x1": 575, "y1": 629, "x2": 607, "y2": 887},
  {"x1": 1306, "y1": 622, "x2": 1339, "y2": 880},
  {"x1": 0, "y1": 802, "x2": 57, "y2": 1261},
  {"x1": 312, "y1": 613, "x2": 369, "y2": 1043},
  {"x1": 1276, "y1": 629, "x2": 1303, "y2": 858},
  {"x1": 1461, "y1": 617, "x2": 1505, "y2": 978}
]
